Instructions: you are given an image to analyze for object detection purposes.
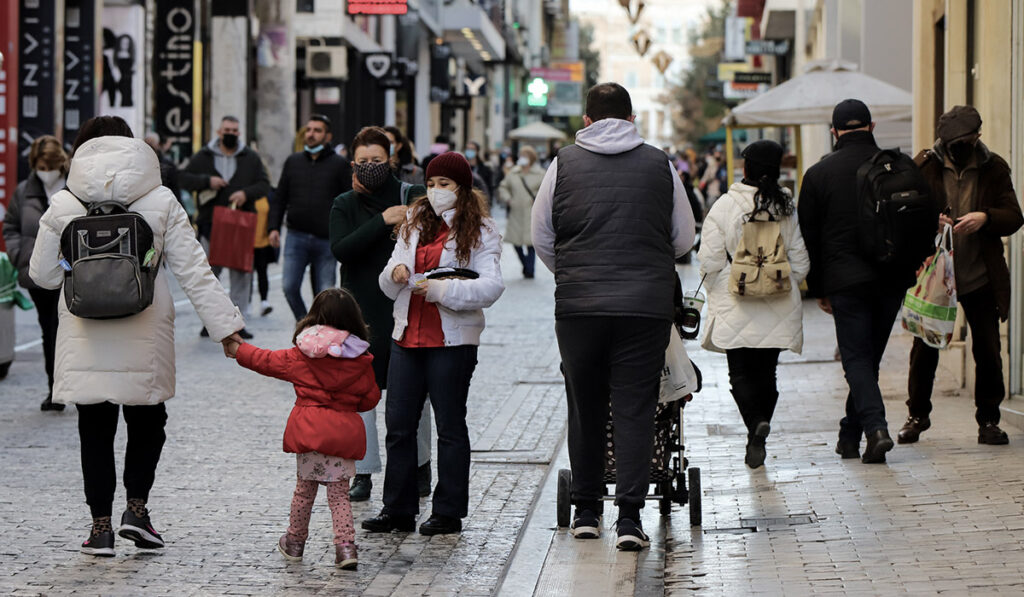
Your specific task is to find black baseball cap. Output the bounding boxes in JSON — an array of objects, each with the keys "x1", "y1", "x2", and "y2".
[{"x1": 831, "y1": 99, "x2": 872, "y2": 131}]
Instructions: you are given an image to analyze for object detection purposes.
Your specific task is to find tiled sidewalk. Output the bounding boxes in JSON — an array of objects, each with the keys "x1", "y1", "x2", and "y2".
[{"x1": 665, "y1": 303, "x2": 1024, "y2": 595}]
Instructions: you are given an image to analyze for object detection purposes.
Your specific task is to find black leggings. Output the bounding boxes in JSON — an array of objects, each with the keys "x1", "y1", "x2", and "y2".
[
  {"x1": 726, "y1": 348, "x2": 782, "y2": 435},
  {"x1": 77, "y1": 402, "x2": 168, "y2": 518},
  {"x1": 27, "y1": 288, "x2": 60, "y2": 392}
]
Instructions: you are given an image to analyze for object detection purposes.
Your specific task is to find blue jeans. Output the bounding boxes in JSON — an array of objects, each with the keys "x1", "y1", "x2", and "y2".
[
  {"x1": 829, "y1": 291, "x2": 904, "y2": 443},
  {"x1": 282, "y1": 229, "x2": 337, "y2": 320},
  {"x1": 382, "y1": 343, "x2": 478, "y2": 519},
  {"x1": 513, "y1": 245, "x2": 536, "y2": 277},
  {"x1": 355, "y1": 398, "x2": 432, "y2": 475}
]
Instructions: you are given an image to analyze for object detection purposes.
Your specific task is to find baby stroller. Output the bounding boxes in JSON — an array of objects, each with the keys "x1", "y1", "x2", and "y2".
[{"x1": 556, "y1": 278, "x2": 704, "y2": 527}]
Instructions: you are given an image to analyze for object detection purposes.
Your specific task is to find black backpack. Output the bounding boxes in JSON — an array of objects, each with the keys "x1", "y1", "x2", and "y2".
[
  {"x1": 856, "y1": 149, "x2": 937, "y2": 270},
  {"x1": 59, "y1": 198, "x2": 160, "y2": 319}
]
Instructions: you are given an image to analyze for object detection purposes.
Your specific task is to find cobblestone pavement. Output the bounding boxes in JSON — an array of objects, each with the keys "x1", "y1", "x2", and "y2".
[
  {"x1": 664, "y1": 274, "x2": 1024, "y2": 595},
  {"x1": 0, "y1": 220, "x2": 565, "y2": 596}
]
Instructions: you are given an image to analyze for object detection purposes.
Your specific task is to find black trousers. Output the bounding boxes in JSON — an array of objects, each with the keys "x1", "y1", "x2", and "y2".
[
  {"x1": 830, "y1": 291, "x2": 904, "y2": 443},
  {"x1": 908, "y1": 285, "x2": 1004, "y2": 425},
  {"x1": 77, "y1": 402, "x2": 168, "y2": 518},
  {"x1": 382, "y1": 343, "x2": 477, "y2": 519},
  {"x1": 27, "y1": 287, "x2": 60, "y2": 392},
  {"x1": 253, "y1": 246, "x2": 275, "y2": 302},
  {"x1": 556, "y1": 316, "x2": 670, "y2": 519},
  {"x1": 726, "y1": 348, "x2": 782, "y2": 435}
]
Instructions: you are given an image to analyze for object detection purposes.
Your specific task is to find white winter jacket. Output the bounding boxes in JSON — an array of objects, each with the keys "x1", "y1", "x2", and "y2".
[
  {"x1": 379, "y1": 208, "x2": 504, "y2": 346},
  {"x1": 697, "y1": 182, "x2": 810, "y2": 354},
  {"x1": 29, "y1": 136, "x2": 244, "y2": 405}
]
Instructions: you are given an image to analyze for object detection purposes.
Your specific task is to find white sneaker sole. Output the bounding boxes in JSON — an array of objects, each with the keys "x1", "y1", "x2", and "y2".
[
  {"x1": 615, "y1": 534, "x2": 650, "y2": 551},
  {"x1": 117, "y1": 524, "x2": 164, "y2": 549},
  {"x1": 570, "y1": 525, "x2": 601, "y2": 539},
  {"x1": 80, "y1": 545, "x2": 115, "y2": 557}
]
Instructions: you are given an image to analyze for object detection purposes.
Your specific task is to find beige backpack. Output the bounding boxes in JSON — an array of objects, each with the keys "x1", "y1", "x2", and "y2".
[{"x1": 728, "y1": 211, "x2": 792, "y2": 297}]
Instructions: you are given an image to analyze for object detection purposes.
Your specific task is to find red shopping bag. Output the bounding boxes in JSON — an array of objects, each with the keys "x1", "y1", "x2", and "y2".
[{"x1": 208, "y1": 205, "x2": 256, "y2": 273}]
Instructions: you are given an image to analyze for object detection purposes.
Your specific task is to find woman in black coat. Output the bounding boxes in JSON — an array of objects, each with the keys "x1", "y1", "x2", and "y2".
[{"x1": 2, "y1": 135, "x2": 69, "y2": 411}]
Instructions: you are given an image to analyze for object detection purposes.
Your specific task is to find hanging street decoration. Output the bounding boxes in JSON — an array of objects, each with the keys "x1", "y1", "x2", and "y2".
[
  {"x1": 652, "y1": 50, "x2": 672, "y2": 75},
  {"x1": 631, "y1": 29, "x2": 651, "y2": 57}
]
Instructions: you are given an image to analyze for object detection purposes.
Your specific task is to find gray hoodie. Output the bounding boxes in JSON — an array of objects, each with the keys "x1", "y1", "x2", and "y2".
[{"x1": 530, "y1": 118, "x2": 695, "y2": 272}]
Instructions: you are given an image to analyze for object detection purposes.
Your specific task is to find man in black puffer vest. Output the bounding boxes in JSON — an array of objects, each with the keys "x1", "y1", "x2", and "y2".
[{"x1": 532, "y1": 83, "x2": 695, "y2": 551}]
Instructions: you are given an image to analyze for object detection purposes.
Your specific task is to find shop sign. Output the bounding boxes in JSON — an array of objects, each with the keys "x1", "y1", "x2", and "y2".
[
  {"x1": 154, "y1": 0, "x2": 195, "y2": 165},
  {"x1": 18, "y1": 0, "x2": 56, "y2": 180},
  {"x1": 348, "y1": 0, "x2": 408, "y2": 15},
  {"x1": 745, "y1": 39, "x2": 790, "y2": 56},
  {"x1": 63, "y1": 0, "x2": 97, "y2": 154}
]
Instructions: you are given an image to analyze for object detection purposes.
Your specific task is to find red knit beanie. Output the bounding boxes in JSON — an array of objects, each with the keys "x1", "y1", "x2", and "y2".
[{"x1": 425, "y1": 151, "x2": 474, "y2": 189}]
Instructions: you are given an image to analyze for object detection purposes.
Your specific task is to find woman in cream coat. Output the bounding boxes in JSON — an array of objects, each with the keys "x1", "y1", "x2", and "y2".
[
  {"x1": 29, "y1": 116, "x2": 244, "y2": 556},
  {"x1": 697, "y1": 140, "x2": 809, "y2": 469},
  {"x1": 497, "y1": 146, "x2": 544, "y2": 278}
]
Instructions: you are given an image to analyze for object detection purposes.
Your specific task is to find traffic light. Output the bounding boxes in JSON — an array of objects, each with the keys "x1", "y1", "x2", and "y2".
[{"x1": 527, "y1": 77, "x2": 549, "y2": 107}]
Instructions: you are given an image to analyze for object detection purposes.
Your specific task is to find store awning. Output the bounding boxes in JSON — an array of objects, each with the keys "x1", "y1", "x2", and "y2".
[
  {"x1": 698, "y1": 127, "x2": 747, "y2": 144},
  {"x1": 724, "y1": 60, "x2": 913, "y2": 127}
]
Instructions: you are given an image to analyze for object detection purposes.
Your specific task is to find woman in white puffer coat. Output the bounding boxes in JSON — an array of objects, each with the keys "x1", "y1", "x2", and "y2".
[
  {"x1": 697, "y1": 140, "x2": 810, "y2": 470},
  {"x1": 29, "y1": 116, "x2": 244, "y2": 557}
]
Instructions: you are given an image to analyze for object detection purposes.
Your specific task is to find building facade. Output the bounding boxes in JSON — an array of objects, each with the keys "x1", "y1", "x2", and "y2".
[{"x1": 911, "y1": 0, "x2": 1024, "y2": 424}]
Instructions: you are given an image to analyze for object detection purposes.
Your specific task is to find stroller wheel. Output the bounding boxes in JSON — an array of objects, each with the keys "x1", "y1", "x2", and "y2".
[
  {"x1": 688, "y1": 467, "x2": 702, "y2": 527},
  {"x1": 675, "y1": 470, "x2": 688, "y2": 505},
  {"x1": 659, "y1": 481, "x2": 673, "y2": 516},
  {"x1": 556, "y1": 469, "x2": 572, "y2": 528}
]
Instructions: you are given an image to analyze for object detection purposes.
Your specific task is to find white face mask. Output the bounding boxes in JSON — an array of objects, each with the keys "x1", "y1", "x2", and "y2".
[
  {"x1": 427, "y1": 187, "x2": 458, "y2": 216},
  {"x1": 36, "y1": 169, "x2": 62, "y2": 187},
  {"x1": 517, "y1": 157, "x2": 530, "y2": 167}
]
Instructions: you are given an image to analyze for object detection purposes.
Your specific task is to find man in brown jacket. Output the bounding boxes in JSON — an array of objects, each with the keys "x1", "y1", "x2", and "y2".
[{"x1": 900, "y1": 106, "x2": 1023, "y2": 446}]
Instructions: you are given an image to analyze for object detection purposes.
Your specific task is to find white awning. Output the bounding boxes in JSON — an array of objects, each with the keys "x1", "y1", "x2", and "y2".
[
  {"x1": 508, "y1": 121, "x2": 567, "y2": 141},
  {"x1": 724, "y1": 60, "x2": 913, "y2": 127}
]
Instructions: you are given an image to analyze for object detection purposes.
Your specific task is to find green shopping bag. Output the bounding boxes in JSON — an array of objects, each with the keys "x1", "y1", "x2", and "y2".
[
  {"x1": 900, "y1": 225, "x2": 956, "y2": 349},
  {"x1": 0, "y1": 253, "x2": 34, "y2": 310}
]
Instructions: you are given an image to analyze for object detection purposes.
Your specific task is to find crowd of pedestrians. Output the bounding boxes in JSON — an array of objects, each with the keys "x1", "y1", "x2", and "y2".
[{"x1": 2, "y1": 82, "x2": 1021, "y2": 572}]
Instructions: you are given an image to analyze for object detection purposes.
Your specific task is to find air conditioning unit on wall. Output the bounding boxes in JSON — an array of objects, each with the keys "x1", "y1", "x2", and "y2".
[{"x1": 306, "y1": 46, "x2": 348, "y2": 79}]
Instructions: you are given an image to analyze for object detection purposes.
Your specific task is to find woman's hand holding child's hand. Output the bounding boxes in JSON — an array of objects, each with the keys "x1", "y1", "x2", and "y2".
[{"x1": 221, "y1": 332, "x2": 244, "y2": 359}]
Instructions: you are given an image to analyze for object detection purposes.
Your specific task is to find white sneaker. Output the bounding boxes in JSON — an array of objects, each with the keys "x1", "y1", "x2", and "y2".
[
  {"x1": 570, "y1": 509, "x2": 601, "y2": 539},
  {"x1": 615, "y1": 518, "x2": 650, "y2": 551}
]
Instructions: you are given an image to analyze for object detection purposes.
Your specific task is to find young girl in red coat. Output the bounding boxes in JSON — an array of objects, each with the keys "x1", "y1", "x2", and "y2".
[{"x1": 226, "y1": 288, "x2": 380, "y2": 570}]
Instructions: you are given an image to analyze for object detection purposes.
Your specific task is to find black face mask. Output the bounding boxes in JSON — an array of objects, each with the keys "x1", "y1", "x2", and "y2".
[
  {"x1": 947, "y1": 140, "x2": 975, "y2": 167},
  {"x1": 354, "y1": 161, "x2": 392, "y2": 191},
  {"x1": 221, "y1": 134, "x2": 239, "y2": 150}
]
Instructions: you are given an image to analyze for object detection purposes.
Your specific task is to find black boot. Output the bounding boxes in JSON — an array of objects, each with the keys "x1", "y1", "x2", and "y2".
[
  {"x1": 40, "y1": 392, "x2": 64, "y2": 412},
  {"x1": 862, "y1": 429, "x2": 894, "y2": 463},
  {"x1": 349, "y1": 474, "x2": 372, "y2": 502},
  {"x1": 744, "y1": 421, "x2": 770, "y2": 469}
]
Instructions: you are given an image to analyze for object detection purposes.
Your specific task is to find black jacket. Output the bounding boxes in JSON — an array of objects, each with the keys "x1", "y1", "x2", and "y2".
[
  {"x1": 271, "y1": 150, "x2": 352, "y2": 238},
  {"x1": 179, "y1": 144, "x2": 271, "y2": 237},
  {"x1": 798, "y1": 131, "x2": 915, "y2": 298},
  {"x1": 2, "y1": 173, "x2": 49, "y2": 289},
  {"x1": 155, "y1": 151, "x2": 181, "y2": 201}
]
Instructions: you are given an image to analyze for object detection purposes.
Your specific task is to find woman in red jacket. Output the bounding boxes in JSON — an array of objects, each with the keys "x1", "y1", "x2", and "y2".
[{"x1": 226, "y1": 288, "x2": 380, "y2": 570}]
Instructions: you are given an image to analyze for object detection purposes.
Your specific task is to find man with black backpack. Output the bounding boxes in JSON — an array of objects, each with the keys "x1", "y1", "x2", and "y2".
[
  {"x1": 900, "y1": 106, "x2": 1023, "y2": 446},
  {"x1": 798, "y1": 99, "x2": 935, "y2": 464}
]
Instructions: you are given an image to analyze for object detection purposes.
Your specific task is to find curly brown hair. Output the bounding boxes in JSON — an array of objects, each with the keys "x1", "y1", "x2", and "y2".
[{"x1": 397, "y1": 186, "x2": 490, "y2": 265}]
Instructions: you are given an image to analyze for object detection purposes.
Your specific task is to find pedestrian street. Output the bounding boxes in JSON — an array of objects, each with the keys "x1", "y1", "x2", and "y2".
[{"x1": 3, "y1": 245, "x2": 1024, "y2": 595}]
